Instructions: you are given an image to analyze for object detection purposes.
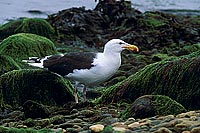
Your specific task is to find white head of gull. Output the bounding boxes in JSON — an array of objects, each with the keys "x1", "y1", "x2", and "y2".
[{"x1": 25, "y1": 39, "x2": 139, "y2": 103}]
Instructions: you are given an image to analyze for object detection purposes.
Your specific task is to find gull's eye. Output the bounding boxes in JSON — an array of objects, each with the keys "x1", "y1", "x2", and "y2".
[{"x1": 119, "y1": 42, "x2": 124, "y2": 45}]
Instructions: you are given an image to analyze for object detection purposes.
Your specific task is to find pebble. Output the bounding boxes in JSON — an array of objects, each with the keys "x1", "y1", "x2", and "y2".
[
  {"x1": 191, "y1": 127, "x2": 200, "y2": 133},
  {"x1": 89, "y1": 124, "x2": 104, "y2": 133},
  {"x1": 127, "y1": 122, "x2": 140, "y2": 129},
  {"x1": 1, "y1": 103, "x2": 200, "y2": 133},
  {"x1": 153, "y1": 127, "x2": 172, "y2": 133},
  {"x1": 124, "y1": 117, "x2": 136, "y2": 125},
  {"x1": 112, "y1": 126, "x2": 127, "y2": 132}
]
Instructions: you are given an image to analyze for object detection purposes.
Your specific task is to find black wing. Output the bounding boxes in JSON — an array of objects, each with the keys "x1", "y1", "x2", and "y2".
[{"x1": 43, "y1": 52, "x2": 97, "y2": 76}]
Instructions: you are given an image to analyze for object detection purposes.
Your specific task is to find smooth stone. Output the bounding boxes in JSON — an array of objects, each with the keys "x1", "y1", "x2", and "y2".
[
  {"x1": 182, "y1": 131, "x2": 191, "y2": 133},
  {"x1": 191, "y1": 127, "x2": 200, "y2": 133},
  {"x1": 67, "y1": 118, "x2": 83, "y2": 123},
  {"x1": 112, "y1": 122, "x2": 127, "y2": 128},
  {"x1": 89, "y1": 124, "x2": 104, "y2": 133},
  {"x1": 112, "y1": 126, "x2": 127, "y2": 132},
  {"x1": 153, "y1": 127, "x2": 172, "y2": 133},
  {"x1": 127, "y1": 122, "x2": 140, "y2": 129},
  {"x1": 66, "y1": 128, "x2": 78, "y2": 133},
  {"x1": 80, "y1": 110, "x2": 95, "y2": 117},
  {"x1": 102, "y1": 117, "x2": 120, "y2": 125},
  {"x1": 124, "y1": 117, "x2": 136, "y2": 125},
  {"x1": 176, "y1": 111, "x2": 196, "y2": 118},
  {"x1": 70, "y1": 109, "x2": 79, "y2": 114}
]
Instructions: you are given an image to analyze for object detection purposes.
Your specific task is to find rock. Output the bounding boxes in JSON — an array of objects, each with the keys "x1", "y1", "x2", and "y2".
[
  {"x1": 98, "y1": 51, "x2": 200, "y2": 109},
  {"x1": 153, "y1": 127, "x2": 172, "y2": 133},
  {"x1": 191, "y1": 127, "x2": 200, "y2": 133},
  {"x1": 48, "y1": 0, "x2": 200, "y2": 52},
  {"x1": 0, "y1": 33, "x2": 58, "y2": 62},
  {"x1": 176, "y1": 43, "x2": 200, "y2": 56},
  {"x1": 0, "y1": 126, "x2": 55, "y2": 132},
  {"x1": 176, "y1": 111, "x2": 198, "y2": 118},
  {"x1": 79, "y1": 110, "x2": 95, "y2": 117},
  {"x1": 23, "y1": 118, "x2": 36, "y2": 127},
  {"x1": 121, "y1": 95, "x2": 186, "y2": 119},
  {"x1": 35, "y1": 118, "x2": 51, "y2": 128},
  {"x1": 0, "y1": 55, "x2": 21, "y2": 75},
  {"x1": 111, "y1": 122, "x2": 125, "y2": 127},
  {"x1": 102, "y1": 117, "x2": 120, "y2": 125},
  {"x1": 49, "y1": 115, "x2": 65, "y2": 125},
  {"x1": 89, "y1": 124, "x2": 104, "y2": 132},
  {"x1": 112, "y1": 126, "x2": 127, "y2": 132},
  {"x1": 0, "y1": 69, "x2": 75, "y2": 108},
  {"x1": 22, "y1": 100, "x2": 50, "y2": 119},
  {"x1": 127, "y1": 122, "x2": 140, "y2": 129},
  {"x1": 0, "y1": 18, "x2": 55, "y2": 40},
  {"x1": 124, "y1": 118, "x2": 136, "y2": 125}
]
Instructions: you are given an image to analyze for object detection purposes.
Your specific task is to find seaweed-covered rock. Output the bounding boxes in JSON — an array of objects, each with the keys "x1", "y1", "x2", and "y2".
[
  {"x1": 137, "y1": 12, "x2": 168, "y2": 28},
  {"x1": 0, "y1": 55, "x2": 21, "y2": 75},
  {"x1": 48, "y1": 0, "x2": 141, "y2": 47},
  {"x1": 48, "y1": 0, "x2": 200, "y2": 51},
  {"x1": 121, "y1": 95, "x2": 186, "y2": 119},
  {"x1": 0, "y1": 33, "x2": 58, "y2": 61},
  {"x1": 0, "y1": 69, "x2": 75, "y2": 108},
  {"x1": 23, "y1": 100, "x2": 50, "y2": 119},
  {"x1": 175, "y1": 43, "x2": 200, "y2": 56},
  {"x1": 97, "y1": 51, "x2": 200, "y2": 109},
  {"x1": 0, "y1": 18, "x2": 55, "y2": 40}
]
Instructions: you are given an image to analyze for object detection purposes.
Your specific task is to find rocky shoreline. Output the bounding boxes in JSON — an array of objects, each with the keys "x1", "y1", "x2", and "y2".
[
  {"x1": 0, "y1": 102, "x2": 200, "y2": 132},
  {"x1": 0, "y1": 0, "x2": 200, "y2": 132}
]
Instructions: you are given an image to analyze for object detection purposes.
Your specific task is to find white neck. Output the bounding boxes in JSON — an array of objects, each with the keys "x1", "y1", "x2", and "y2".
[{"x1": 103, "y1": 50, "x2": 122, "y2": 69}]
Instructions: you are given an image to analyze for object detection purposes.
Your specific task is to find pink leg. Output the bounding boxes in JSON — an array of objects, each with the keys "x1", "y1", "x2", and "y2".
[
  {"x1": 74, "y1": 82, "x2": 79, "y2": 103},
  {"x1": 83, "y1": 86, "x2": 87, "y2": 102}
]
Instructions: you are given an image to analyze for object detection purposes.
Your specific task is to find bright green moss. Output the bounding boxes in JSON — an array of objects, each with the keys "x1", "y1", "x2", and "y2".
[
  {"x1": 0, "y1": 54, "x2": 21, "y2": 75},
  {"x1": 0, "y1": 18, "x2": 55, "y2": 39},
  {"x1": 0, "y1": 69, "x2": 75, "y2": 108},
  {"x1": 0, "y1": 33, "x2": 58, "y2": 61}
]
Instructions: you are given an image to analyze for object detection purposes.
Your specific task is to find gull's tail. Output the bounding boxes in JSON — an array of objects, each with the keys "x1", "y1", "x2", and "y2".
[{"x1": 22, "y1": 56, "x2": 50, "y2": 68}]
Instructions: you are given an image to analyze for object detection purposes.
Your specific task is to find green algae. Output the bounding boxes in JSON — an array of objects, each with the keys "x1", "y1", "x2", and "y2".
[
  {"x1": 0, "y1": 33, "x2": 58, "y2": 61},
  {"x1": 97, "y1": 51, "x2": 200, "y2": 109},
  {"x1": 0, "y1": 18, "x2": 55, "y2": 40},
  {"x1": 177, "y1": 43, "x2": 200, "y2": 56},
  {"x1": 0, "y1": 126, "x2": 58, "y2": 133},
  {"x1": 0, "y1": 69, "x2": 75, "y2": 108},
  {"x1": 152, "y1": 95, "x2": 186, "y2": 116},
  {"x1": 0, "y1": 54, "x2": 21, "y2": 75},
  {"x1": 138, "y1": 12, "x2": 168, "y2": 28}
]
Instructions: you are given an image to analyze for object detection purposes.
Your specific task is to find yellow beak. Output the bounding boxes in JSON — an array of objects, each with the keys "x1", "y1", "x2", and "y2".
[{"x1": 122, "y1": 44, "x2": 139, "y2": 52}]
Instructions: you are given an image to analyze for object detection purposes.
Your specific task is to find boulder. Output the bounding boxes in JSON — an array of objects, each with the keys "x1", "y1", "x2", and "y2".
[
  {"x1": 121, "y1": 95, "x2": 186, "y2": 119},
  {"x1": 0, "y1": 18, "x2": 55, "y2": 40},
  {"x1": 0, "y1": 55, "x2": 21, "y2": 76},
  {"x1": 0, "y1": 69, "x2": 75, "y2": 108},
  {"x1": 0, "y1": 33, "x2": 58, "y2": 61},
  {"x1": 22, "y1": 100, "x2": 50, "y2": 119}
]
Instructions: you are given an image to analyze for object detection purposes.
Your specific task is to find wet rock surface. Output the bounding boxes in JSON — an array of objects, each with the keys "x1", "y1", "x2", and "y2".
[{"x1": 0, "y1": 102, "x2": 200, "y2": 133}]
